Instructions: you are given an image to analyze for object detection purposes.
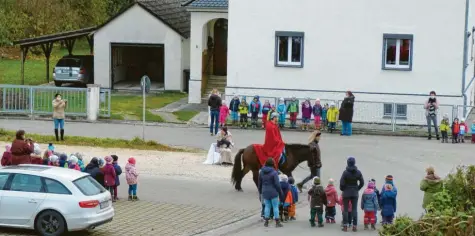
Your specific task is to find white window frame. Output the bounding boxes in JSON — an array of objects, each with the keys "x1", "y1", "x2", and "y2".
[
  {"x1": 383, "y1": 103, "x2": 407, "y2": 119},
  {"x1": 275, "y1": 32, "x2": 304, "y2": 68},
  {"x1": 382, "y1": 34, "x2": 413, "y2": 71}
]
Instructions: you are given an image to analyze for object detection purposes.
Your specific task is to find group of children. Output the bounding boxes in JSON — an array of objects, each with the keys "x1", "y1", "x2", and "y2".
[
  {"x1": 440, "y1": 114, "x2": 475, "y2": 143},
  {"x1": 261, "y1": 173, "x2": 398, "y2": 231},
  {"x1": 1, "y1": 143, "x2": 139, "y2": 202},
  {"x1": 308, "y1": 175, "x2": 397, "y2": 231},
  {"x1": 222, "y1": 95, "x2": 340, "y2": 132}
]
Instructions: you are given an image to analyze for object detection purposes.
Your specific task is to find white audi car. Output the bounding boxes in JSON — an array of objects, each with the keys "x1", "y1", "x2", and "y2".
[{"x1": 0, "y1": 164, "x2": 114, "y2": 236}]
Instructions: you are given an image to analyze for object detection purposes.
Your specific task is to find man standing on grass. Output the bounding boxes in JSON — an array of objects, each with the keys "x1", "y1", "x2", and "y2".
[{"x1": 208, "y1": 89, "x2": 222, "y2": 135}]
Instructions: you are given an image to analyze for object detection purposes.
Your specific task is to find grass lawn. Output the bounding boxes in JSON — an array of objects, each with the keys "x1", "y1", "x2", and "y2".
[
  {"x1": 0, "y1": 128, "x2": 183, "y2": 151},
  {"x1": 0, "y1": 40, "x2": 91, "y2": 85},
  {"x1": 173, "y1": 110, "x2": 199, "y2": 122},
  {"x1": 110, "y1": 92, "x2": 187, "y2": 122}
]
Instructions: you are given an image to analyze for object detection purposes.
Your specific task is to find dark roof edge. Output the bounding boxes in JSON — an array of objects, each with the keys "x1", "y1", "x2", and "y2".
[
  {"x1": 13, "y1": 27, "x2": 97, "y2": 46},
  {"x1": 181, "y1": 0, "x2": 196, "y2": 6},
  {"x1": 95, "y1": 2, "x2": 188, "y2": 39}
]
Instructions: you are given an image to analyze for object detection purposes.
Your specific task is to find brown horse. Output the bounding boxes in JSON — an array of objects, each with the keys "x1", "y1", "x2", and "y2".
[{"x1": 231, "y1": 143, "x2": 314, "y2": 191}]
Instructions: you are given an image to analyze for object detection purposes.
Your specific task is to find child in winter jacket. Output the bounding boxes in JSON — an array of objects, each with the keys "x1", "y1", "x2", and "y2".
[
  {"x1": 301, "y1": 98, "x2": 313, "y2": 131},
  {"x1": 459, "y1": 119, "x2": 468, "y2": 143},
  {"x1": 277, "y1": 98, "x2": 287, "y2": 128},
  {"x1": 308, "y1": 176, "x2": 327, "y2": 227},
  {"x1": 313, "y1": 99, "x2": 323, "y2": 130},
  {"x1": 370, "y1": 178, "x2": 381, "y2": 223},
  {"x1": 287, "y1": 97, "x2": 299, "y2": 129},
  {"x1": 238, "y1": 98, "x2": 249, "y2": 129},
  {"x1": 1, "y1": 145, "x2": 12, "y2": 166},
  {"x1": 324, "y1": 178, "x2": 339, "y2": 224},
  {"x1": 111, "y1": 155, "x2": 122, "y2": 201},
  {"x1": 279, "y1": 174, "x2": 291, "y2": 222},
  {"x1": 322, "y1": 104, "x2": 329, "y2": 131},
  {"x1": 440, "y1": 114, "x2": 450, "y2": 143},
  {"x1": 229, "y1": 96, "x2": 240, "y2": 126},
  {"x1": 249, "y1": 96, "x2": 262, "y2": 128},
  {"x1": 452, "y1": 118, "x2": 460, "y2": 143},
  {"x1": 472, "y1": 120, "x2": 475, "y2": 143},
  {"x1": 267, "y1": 105, "x2": 276, "y2": 121},
  {"x1": 68, "y1": 155, "x2": 81, "y2": 171},
  {"x1": 361, "y1": 182, "x2": 379, "y2": 230},
  {"x1": 288, "y1": 177, "x2": 299, "y2": 220},
  {"x1": 339, "y1": 195, "x2": 353, "y2": 228},
  {"x1": 381, "y1": 184, "x2": 397, "y2": 225},
  {"x1": 327, "y1": 103, "x2": 339, "y2": 133},
  {"x1": 262, "y1": 100, "x2": 271, "y2": 128},
  {"x1": 49, "y1": 155, "x2": 59, "y2": 166},
  {"x1": 126, "y1": 157, "x2": 139, "y2": 201},
  {"x1": 103, "y1": 156, "x2": 117, "y2": 201},
  {"x1": 74, "y1": 153, "x2": 85, "y2": 171},
  {"x1": 219, "y1": 100, "x2": 230, "y2": 128}
]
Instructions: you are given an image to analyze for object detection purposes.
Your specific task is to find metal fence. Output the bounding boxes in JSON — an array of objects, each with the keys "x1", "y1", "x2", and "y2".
[
  {"x1": 222, "y1": 94, "x2": 474, "y2": 132},
  {"x1": 0, "y1": 85, "x2": 111, "y2": 118}
]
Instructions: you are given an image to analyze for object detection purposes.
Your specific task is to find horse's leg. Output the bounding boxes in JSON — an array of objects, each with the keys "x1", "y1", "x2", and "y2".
[{"x1": 236, "y1": 165, "x2": 251, "y2": 192}]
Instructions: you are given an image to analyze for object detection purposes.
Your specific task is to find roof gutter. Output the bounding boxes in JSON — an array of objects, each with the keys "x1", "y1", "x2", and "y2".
[{"x1": 462, "y1": 0, "x2": 470, "y2": 117}]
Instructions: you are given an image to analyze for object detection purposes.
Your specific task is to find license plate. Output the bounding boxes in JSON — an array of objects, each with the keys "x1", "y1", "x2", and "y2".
[{"x1": 100, "y1": 201, "x2": 110, "y2": 209}]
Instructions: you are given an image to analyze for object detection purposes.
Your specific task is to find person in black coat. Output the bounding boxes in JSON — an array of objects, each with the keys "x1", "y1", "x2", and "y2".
[
  {"x1": 339, "y1": 91, "x2": 355, "y2": 136},
  {"x1": 340, "y1": 157, "x2": 364, "y2": 232},
  {"x1": 85, "y1": 157, "x2": 105, "y2": 187}
]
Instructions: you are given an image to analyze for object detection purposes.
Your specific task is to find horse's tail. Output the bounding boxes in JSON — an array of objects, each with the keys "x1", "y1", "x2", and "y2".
[{"x1": 231, "y1": 148, "x2": 245, "y2": 186}]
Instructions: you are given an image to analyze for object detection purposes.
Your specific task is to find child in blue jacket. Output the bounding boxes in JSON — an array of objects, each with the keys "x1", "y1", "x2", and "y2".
[
  {"x1": 288, "y1": 177, "x2": 299, "y2": 220},
  {"x1": 380, "y1": 184, "x2": 397, "y2": 225},
  {"x1": 279, "y1": 174, "x2": 291, "y2": 222},
  {"x1": 229, "y1": 95, "x2": 240, "y2": 126},
  {"x1": 277, "y1": 98, "x2": 287, "y2": 128}
]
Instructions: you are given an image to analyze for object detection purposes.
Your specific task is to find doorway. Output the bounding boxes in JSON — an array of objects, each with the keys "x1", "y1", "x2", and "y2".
[{"x1": 213, "y1": 19, "x2": 228, "y2": 76}]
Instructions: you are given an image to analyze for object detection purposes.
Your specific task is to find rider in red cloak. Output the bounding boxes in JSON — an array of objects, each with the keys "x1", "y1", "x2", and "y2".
[{"x1": 254, "y1": 112, "x2": 285, "y2": 169}]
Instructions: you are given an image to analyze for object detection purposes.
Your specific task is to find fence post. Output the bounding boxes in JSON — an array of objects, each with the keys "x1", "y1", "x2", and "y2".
[
  {"x1": 2, "y1": 87, "x2": 5, "y2": 111},
  {"x1": 107, "y1": 89, "x2": 111, "y2": 117},
  {"x1": 29, "y1": 87, "x2": 34, "y2": 120},
  {"x1": 392, "y1": 102, "x2": 396, "y2": 132}
]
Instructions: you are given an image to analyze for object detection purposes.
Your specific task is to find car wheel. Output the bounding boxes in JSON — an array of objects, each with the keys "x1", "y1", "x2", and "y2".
[
  {"x1": 35, "y1": 210, "x2": 66, "y2": 236},
  {"x1": 54, "y1": 81, "x2": 62, "y2": 87}
]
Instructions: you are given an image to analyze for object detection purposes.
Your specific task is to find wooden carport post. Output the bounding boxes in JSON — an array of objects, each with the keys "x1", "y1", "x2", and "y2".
[
  {"x1": 64, "y1": 39, "x2": 76, "y2": 55},
  {"x1": 20, "y1": 46, "x2": 29, "y2": 85},
  {"x1": 86, "y1": 35, "x2": 94, "y2": 54},
  {"x1": 41, "y1": 42, "x2": 54, "y2": 83}
]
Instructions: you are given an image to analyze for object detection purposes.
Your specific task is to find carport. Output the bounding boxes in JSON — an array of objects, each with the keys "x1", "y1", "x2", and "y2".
[{"x1": 13, "y1": 27, "x2": 96, "y2": 85}]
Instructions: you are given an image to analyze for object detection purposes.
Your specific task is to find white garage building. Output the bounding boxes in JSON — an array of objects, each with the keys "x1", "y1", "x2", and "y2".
[{"x1": 93, "y1": 0, "x2": 190, "y2": 91}]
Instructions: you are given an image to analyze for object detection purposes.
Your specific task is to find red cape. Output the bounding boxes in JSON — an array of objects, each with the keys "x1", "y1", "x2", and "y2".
[{"x1": 253, "y1": 121, "x2": 285, "y2": 169}]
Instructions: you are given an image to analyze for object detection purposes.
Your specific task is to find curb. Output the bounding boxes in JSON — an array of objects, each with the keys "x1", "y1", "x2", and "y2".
[{"x1": 193, "y1": 202, "x2": 311, "y2": 236}]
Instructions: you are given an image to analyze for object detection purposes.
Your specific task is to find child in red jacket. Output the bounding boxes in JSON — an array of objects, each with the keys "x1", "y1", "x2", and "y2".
[
  {"x1": 452, "y1": 118, "x2": 460, "y2": 143},
  {"x1": 103, "y1": 156, "x2": 117, "y2": 202},
  {"x1": 324, "y1": 178, "x2": 339, "y2": 224}
]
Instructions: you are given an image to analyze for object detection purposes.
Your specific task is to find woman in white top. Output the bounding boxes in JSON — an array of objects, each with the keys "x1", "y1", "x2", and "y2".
[{"x1": 204, "y1": 126, "x2": 234, "y2": 165}]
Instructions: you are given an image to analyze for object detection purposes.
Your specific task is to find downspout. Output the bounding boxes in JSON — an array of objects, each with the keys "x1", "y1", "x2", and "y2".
[{"x1": 462, "y1": 0, "x2": 470, "y2": 117}]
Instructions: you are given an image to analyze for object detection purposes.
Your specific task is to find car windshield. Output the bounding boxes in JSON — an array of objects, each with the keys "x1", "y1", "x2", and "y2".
[
  {"x1": 73, "y1": 176, "x2": 106, "y2": 196},
  {"x1": 56, "y1": 58, "x2": 81, "y2": 67}
]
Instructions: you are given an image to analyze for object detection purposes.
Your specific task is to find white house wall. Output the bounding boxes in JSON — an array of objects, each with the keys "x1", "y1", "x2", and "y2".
[
  {"x1": 227, "y1": 0, "x2": 465, "y2": 99},
  {"x1": 189, "y1": 11, "x2": 228, "y2": 103},
  {"x1": 94, "y1": 4, "x2": 184, "y2": 90}
]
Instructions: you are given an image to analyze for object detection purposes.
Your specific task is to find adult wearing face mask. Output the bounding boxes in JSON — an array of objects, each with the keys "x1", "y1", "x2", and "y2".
[
  {"x1": 52, "y1": 93, "x2": 67, "y2": 141},
  {"x1": 424, "y1": 91, "x2": 439, "y2": 140}
]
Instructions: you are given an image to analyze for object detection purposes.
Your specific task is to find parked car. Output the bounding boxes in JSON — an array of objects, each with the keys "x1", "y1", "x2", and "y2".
[
  {"x1": 0, "y1": 165, "x2": 114, "y2": 236},
  {"x1": 53, "y1": 55, "x2": 94, "y2": 87}
]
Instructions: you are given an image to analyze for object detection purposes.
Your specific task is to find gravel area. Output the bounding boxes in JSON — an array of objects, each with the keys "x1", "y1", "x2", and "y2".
[{"x1": 0, "y1": 142, "x2": 237, "y2": 183}]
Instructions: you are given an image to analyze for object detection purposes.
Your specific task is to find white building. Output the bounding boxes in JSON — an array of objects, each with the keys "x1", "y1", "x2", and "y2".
[
  {"x1": 185, "y1": 0, "x2": 475, "y2": 125},
  {"x1": 93, "y1": 0, "x2": 190, "y2": 91}
]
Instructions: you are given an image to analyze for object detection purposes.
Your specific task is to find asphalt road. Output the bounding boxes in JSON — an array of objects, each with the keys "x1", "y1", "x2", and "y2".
[{"x1": 1, "y1": 119, "x2": 475, "y2": 235}]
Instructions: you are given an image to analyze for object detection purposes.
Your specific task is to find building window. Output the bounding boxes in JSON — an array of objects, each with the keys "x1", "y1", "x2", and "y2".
[
  {"x1": 275, "y1": 31, "x2": 304, "y2": 68},
  {"x1": 383, "y1": 103, "x2": 407, "y2": 118},
  {"x1": 382, "y1": 34, "x2": 413, "y2": 71}
]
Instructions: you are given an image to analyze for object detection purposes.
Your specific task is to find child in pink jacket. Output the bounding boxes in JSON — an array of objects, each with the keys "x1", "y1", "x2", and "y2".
[
  {"x1": 126, "y1": 157, "x2": 139, "y2": 201},
  {"x1": 219, "y1": 100, "x2": 230, "y2": 127}
]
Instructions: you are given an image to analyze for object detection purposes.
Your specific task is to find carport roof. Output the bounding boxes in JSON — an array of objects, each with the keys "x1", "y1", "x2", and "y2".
[
  {"x1": 13, "y1": 27, "x2": 96, "y2": 47},
  {"x1": 182, "y1": 0, "x2": 228, "y2": 9},
  {"x1": 97, "y1": 1, "x2": 190, "y2": 38}
]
